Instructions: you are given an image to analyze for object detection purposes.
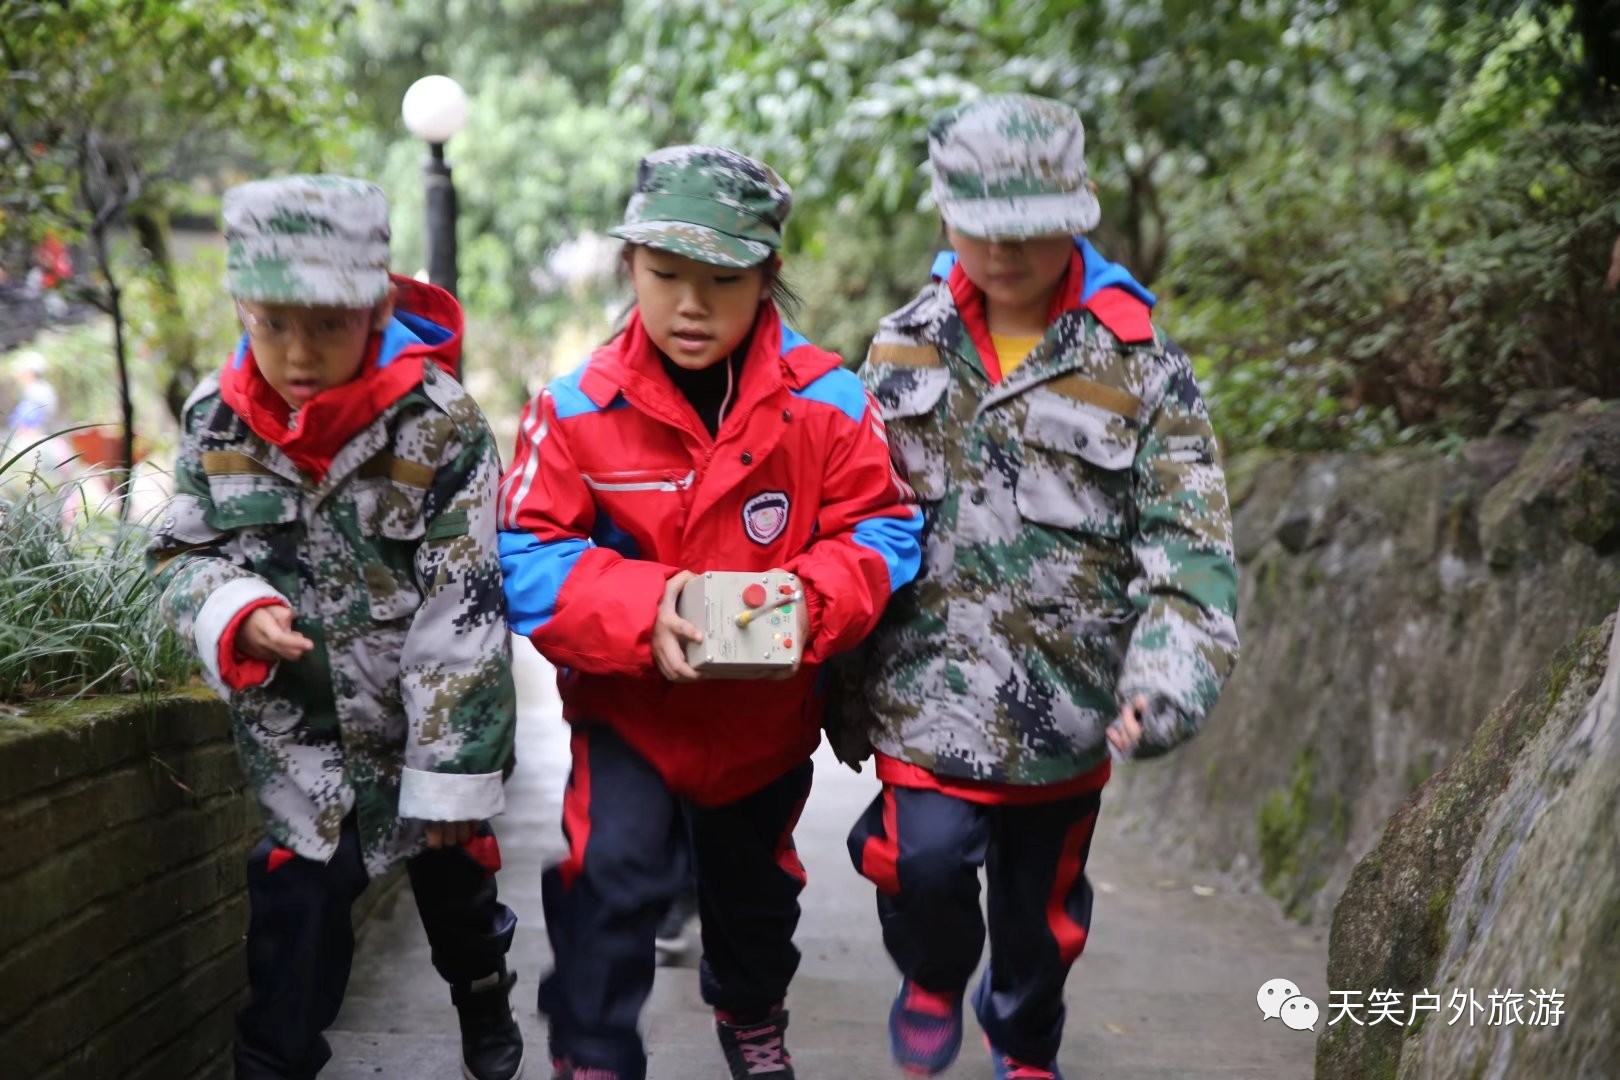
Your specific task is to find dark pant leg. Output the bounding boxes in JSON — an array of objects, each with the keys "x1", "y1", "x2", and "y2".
[
  {"x1": 688, "y1": 758, "x2": 813, "y2": 1018},
  {"x1": 407, "y1": 822, "x2": 518, "y2": 988},
  {"x1": 538, "y1": 725, "x2": 688, "y2": 1080},
  {"x1": 846, "y1": 785, "x2": 989, "y2": 993},
  {"x1": 974, "y1": 789, "x2": 1103, "y2": 1065},
  {"x1": 234, "y1": 816, "x2": 369, "y2": 1080}
]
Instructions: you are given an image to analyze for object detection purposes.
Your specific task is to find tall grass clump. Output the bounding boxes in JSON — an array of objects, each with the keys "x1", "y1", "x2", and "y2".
[{"x1": 0, "y1": 439, "x2": 195, "y2": 704}]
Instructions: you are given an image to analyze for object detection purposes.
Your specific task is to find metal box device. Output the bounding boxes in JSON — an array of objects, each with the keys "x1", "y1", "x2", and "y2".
[{"x1": 678, "y1": 570, "x2": 804, "y2": 678}]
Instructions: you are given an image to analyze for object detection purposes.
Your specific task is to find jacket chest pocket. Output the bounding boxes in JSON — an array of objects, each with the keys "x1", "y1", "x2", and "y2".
[
  {"x1": 871, "y1": 365, "x2": 951, "y2": 502},
  {"x1": 203, "y1": 476, "x2": 302, "y2": 578},
  {"x1": 579, "y1": 468, "x2": 695, "y2": 554},
  {"x1": 204, "y1": 477, "x2": 302, "y2": 533},
  {"x1": 350, "y1": 478, "x2": 427, "y2": 622},
  {"x1": 1015, "y1": 392, "x2": 1138, "y2": 538}
]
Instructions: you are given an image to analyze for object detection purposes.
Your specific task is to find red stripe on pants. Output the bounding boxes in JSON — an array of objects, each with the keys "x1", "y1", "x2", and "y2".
[
  {"x1": 860, "y1": 785, "x2": 902, "y2": 895},
  {"x1": 559, "y1": 730, "x2": 592, "y2": 888},
  {"x1": 775, "y1": 787, "x2": 811, "y2": 886},
  {"x1": 1045, "y1": 808, "x2": 1098, "y2": 965}
]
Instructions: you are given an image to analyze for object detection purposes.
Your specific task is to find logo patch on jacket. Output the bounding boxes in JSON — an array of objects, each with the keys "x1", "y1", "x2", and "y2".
[{"x1": 743, "y1": 491, "x2": 790, "y2": 545}]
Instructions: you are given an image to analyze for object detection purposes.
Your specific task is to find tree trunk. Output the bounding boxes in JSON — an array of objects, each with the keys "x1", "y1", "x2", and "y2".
[
  {"x1": 91, "y1": 222, "x2": 134, "y2": 514},
  {"x1": 1574, "y1": 0, "x2": 1620, "y2": 108},
  {"x1": 130, "y1": 205, "x2": 200, "y2": 423},
  {"x1": 110, "y1": 276, "x2": 132, "y2": 511}
]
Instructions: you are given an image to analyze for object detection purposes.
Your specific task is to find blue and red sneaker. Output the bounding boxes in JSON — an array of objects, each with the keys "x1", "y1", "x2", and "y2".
[
  {"x1": 887, "y1": 979, "x2": 964, "y2": 1075},
  {"x1": 987, "y1": 1037, "x2": 1064, "y2": 1080}
]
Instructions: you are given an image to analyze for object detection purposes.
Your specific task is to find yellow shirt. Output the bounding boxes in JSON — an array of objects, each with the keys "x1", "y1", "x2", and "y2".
[{"x1": 990, "y1": 333, "x2": 1043, "y2": 379}]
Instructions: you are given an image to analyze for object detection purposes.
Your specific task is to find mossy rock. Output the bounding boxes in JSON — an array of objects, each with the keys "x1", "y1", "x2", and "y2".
[
  {"x1": 1256, "y1": 746, "x2": 1332, "y2": 921},
  {"x1": 1316, "y1": 615, "x2": 1615, "y2": 1080}
]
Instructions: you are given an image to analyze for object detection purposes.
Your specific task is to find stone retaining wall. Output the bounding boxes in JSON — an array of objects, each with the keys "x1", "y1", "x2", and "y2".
[{"x1": 0, "y1": 690, "x2": 398, "y2": 1079}]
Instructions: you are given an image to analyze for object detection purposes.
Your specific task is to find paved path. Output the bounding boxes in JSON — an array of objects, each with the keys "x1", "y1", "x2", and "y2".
[{"x1": 327, "y1": 642, "x2": 1327, "y2": 1078}]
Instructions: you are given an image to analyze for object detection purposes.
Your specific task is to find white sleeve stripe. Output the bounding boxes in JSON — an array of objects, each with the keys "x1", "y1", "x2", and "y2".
[{"x1": 500, "y1": 395, "x2": 548, "y2": 529}]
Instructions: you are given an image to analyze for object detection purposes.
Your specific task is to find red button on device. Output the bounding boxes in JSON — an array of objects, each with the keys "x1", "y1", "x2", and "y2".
[{"x1": 743, "y1": 583, "x2": 768, "y2": 608}]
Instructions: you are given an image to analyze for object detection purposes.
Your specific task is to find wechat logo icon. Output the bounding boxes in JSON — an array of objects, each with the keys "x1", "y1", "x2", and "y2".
[{"x1": 1259, "y1": 977, "x2": 1320, "y2": 1032}]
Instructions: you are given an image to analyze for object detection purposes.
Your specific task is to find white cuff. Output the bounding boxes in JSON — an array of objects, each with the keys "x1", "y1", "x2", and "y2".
[
  {"x1": 398, "y1": 767, "x2": 506, "y2": 822},
  {"x1": 194, "y1": 576, "x2": 290, "y2": 684}
]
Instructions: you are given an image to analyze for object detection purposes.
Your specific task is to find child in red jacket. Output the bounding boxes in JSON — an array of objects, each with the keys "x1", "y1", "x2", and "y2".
[{"x1": 499, "y1": 146, "x2": 922, "y2": 1080}]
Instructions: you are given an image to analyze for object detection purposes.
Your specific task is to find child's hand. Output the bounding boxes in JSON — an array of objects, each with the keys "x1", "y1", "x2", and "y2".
[
  {"x1": 1106, "y1": 693, "x2": 1148, "y2": 758},
  {"x1": 238, "y1": 605, "x2": 314, "y2": 662},
  {"x1": 652, "y1": 571, "x2": 704, "y2": 683},
  {"x1": 425, "y1": 821, "x2": 480, "y2": 848}
]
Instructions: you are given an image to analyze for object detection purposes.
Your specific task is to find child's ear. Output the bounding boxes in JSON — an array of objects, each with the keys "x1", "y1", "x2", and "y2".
[{"x1": 370, "y1": 281, "x2": 399, "y2": 331}]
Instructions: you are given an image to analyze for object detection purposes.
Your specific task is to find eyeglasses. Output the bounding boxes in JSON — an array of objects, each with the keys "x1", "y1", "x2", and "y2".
[{"x1": 237, "y1": 304, "x2": 372, "y2": 348}]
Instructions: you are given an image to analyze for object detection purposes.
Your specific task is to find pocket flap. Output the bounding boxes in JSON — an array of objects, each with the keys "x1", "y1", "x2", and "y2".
[
  {"x1": 204, "y1": 477, "x2": 301, "y2": 530},
  {"x1": 355, "y1": 479, "x2": 427, "y2": 541},
  {"x1": 873, "y1": 366, "x2": 950, "y2": 422},
  {"x1": 1023, "y1": 394, "x2": 1136, "y2": 472},
  {"x1": 157, "y1": 493, "x2": 225, "y2": 544}
]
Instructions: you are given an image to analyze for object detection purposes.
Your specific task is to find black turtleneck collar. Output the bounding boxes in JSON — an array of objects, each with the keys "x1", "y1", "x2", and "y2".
[{"x1": 660, "y1": 332, "x2": 752, "y2": 437}]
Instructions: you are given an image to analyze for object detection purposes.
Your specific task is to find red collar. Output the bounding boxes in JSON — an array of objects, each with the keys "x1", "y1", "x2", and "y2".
[
  {"x1": 218, "y1": 276, "x2": 463, "y2": 484},
  {"x1": 946, "y1": 247, "x2": 1154, "y2": 383},
  {"x1": 220, "y1": 334, "x2": 425, "y2": 485},
  {"x1": 580, "y1": 304, "x2": 839, "y2": 435}
]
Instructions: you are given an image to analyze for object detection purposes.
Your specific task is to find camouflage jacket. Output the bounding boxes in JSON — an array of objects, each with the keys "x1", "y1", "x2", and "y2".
[
  {"x1": 148, "y1": 362, "x2": 516, "y2": 874},
  {"x1": 853, "y1": 245, "x2": 1239, "y2": 785}
]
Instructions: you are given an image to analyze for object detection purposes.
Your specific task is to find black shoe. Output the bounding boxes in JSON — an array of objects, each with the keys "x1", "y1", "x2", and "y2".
[
  {"x1": 453, "y1": 968, "x2": 525, "y2": 1080},
  {"x1": 715, "y1": 1006, "x2": 794, "y2": 1078},
  {"x1": 654, "y1": 891, "x2": 698, "y2": 962}
]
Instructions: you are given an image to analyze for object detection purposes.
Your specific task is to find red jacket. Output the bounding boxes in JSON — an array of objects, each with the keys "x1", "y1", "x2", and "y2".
[{"x1": 499, "y1": 304, "x2": 923, "y2": 804}]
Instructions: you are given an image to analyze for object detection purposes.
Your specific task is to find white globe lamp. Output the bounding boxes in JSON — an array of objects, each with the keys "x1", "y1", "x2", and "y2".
[{"x1": 402, "y1": 75, "x2": 469, "y2": 145}]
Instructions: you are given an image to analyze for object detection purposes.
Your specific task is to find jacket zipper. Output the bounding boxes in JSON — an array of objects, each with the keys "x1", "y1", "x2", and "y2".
[{"x1": 582, "y1": 470, "x2": 696, "y2": 493}]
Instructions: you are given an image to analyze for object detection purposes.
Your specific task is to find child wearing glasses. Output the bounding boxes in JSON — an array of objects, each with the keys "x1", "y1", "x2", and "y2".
[{"x1": 147, "y1": 175, "x2": 524, "y2": 1080}]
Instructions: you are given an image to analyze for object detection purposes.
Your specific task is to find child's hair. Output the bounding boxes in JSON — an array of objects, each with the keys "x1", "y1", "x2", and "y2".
[
  {"x1": 764, "y1": 257, "x2": 803, "y2": 321},
  {"x1": 611, "y1": 244, "x2": 803, "y2": 333}
]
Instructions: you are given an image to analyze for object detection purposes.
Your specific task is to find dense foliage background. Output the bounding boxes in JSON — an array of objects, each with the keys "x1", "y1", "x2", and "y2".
[{"x1": 3, "y1": 0, "x2": 1618, "y2": 454}]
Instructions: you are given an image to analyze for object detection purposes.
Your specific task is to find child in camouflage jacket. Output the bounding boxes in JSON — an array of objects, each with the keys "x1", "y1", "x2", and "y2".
[
  {"x1": 147, "y1": 175, "x2": 524, "y2": 1080},
  {"x1": 845, "y1": 96, "x2": 1241, "y2": 1080}
]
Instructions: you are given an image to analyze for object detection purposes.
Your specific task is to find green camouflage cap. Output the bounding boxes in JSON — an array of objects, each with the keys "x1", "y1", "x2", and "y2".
[
  {"x1": 928, "y1": 94, "x2": 1101, "y2": 240},
  {"x1": 223, "y1": 175, "x2": 391, "y2": 307},
  {"x1": 608, "y1": 145, "x2": 792, "y2": 268}
]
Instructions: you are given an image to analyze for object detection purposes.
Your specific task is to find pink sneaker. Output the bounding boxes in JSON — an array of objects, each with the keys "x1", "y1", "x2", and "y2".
[
  {"x1": 987, "y1": 1035, "x2": 1064, "y2": 1080},
  {"x1": 715, "y1": 1005, "x2": 795, "y2": 1077},
  {"x1": 888, "y1": 979, "x2": 964, "y2": 1075}
]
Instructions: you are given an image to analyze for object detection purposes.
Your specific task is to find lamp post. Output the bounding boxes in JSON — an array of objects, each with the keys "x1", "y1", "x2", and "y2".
[{"x1": 401, "y1": 74, "x2": 468, "y2": 299}]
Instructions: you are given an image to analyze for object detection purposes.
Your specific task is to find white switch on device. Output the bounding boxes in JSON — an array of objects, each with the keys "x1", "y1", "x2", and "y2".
[{"x1": 678, "y1": 570, "x2": 804, "y2": 678}]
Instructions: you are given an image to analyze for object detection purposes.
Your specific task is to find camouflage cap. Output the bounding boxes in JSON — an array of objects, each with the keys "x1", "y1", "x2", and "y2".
[
  {"x1": 223, "y1": 175, "x2": 391, "y2": 307},
  {"x1": 928, "y1": 94, "x2": 1101, "y2": 240},
  {"x1": 608, "y1": 145, "x2": 792, "y2": 268}
]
